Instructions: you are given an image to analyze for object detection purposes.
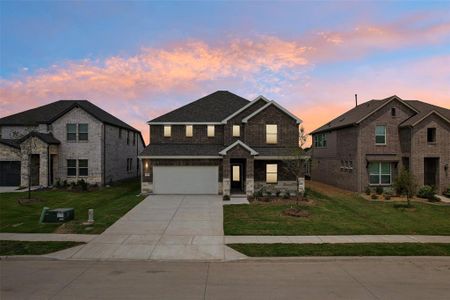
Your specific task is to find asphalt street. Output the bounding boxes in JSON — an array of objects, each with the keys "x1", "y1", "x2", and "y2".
[{"x1": 1, "y1": 257, "x2": 450, "y2": 299}]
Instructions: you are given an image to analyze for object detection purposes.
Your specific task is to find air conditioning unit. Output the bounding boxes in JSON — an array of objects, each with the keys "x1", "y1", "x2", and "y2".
[{"x1": 43, "y1": 208, "x2": 75, "y2": 223}]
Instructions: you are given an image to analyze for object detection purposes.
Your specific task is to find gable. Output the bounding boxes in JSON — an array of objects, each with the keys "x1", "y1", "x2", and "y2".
[
  {"x1": 242, "y1": 101, "x2": 302, "y2": 124},
  {"x1": 221, "y1": 96, "x2": 269, "y2": 123},
  {"x1": 219, "y1": 140, "x2": 258, "y2": 156}
]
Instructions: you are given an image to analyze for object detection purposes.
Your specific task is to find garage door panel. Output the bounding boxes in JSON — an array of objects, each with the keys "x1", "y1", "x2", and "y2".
[
  {"x1": 153, "y1": 166, "x2": 218, "y2": 194},
  {"x1": 0, "y1": 161, "x2": 21, "y2": 186}
]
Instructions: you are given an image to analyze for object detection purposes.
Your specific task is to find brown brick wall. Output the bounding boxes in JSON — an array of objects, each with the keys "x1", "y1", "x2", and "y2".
[
  {"x1": 150, "y1": 124, "x2": 224, "y2": 145},
  {"x1": 254, "y1": 160, "x2": 297, "y2": 181}
]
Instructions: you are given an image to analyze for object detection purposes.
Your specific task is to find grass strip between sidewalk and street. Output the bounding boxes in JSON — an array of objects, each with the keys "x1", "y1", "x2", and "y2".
[
  {"x1": 228, "y1": 243, "x2": 450, "y2": 257},
  {"x1": 0, "y1": 240, "x2": 84, "y2": 256}
]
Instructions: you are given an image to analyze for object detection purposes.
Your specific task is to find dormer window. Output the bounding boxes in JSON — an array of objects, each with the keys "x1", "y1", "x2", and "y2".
[
  {"x1": 232, "y1": 125, "x2": 240, "y2": 137},
  {"x1": 164, "y1": 125, "x2": 171, "y2": 137},
  {"x1": 207, "y1": 125, "x2": 215, "y2": 137},
  {"x1": 266, "y1": 124, "x2": 277, "y2": 144},
  {"x1": 186, "y1": 125, "x2": 193, "y2": 137}
]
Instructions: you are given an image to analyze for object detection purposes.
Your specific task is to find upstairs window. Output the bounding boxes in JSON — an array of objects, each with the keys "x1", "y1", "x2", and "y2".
[
  {"x1": 207, "y1": 125, "x2": 215, "y2": 137},
  {"x1": 67, "y1": 124, "x2": 77, "y2": 141},
  {"x1": 78, "y1": 160, "x2": 88, "y2": 176},
  {"x1": 375, "y1": 125, "x2": 386, "y2": 145},
  {"x1": 133, "y1": 132, "x2": 136, "y2": 145},
  {"x1": 186, "y1": 125, "x2": 193, "y2": 137},
  {"x1": 391, "y1": 107, "x2": 396, "y2": 117},
  {"x1": 266, "y1": 164, "x2": 278, "y2": 183},
  {"x1": 78, "y1": 124, "x2": 88, "y2": 141},
  {"x1": 127, "y1": 131, "x2": 130, "y2": 144},
  {"x1": 427, "y1": 128, "x2": 436, "y2": 143},
  {"x1": 164, "y1": 125, "x2": 171, "y2": 137},
  {"x1": 314, "y1": 133, "x2": 327, "y2": 148},
  {"x1": 232, "y1": 125, "x2": 240, "y2": 137},
  {"x1": 126, "y1": 158, "x2": 133, "y2": 172},
  {"x1": 266, "y1": 124, "x2": 277, "y2": 144}
]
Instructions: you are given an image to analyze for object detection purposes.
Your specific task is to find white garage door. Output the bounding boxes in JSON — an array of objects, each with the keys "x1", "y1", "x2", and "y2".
[{"x1": 153, "y1": 166, "x2": 219, "y2": 194}]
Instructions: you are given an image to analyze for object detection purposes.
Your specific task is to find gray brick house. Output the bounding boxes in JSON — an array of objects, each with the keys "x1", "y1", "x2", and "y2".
[
  {"x1": 0, "y1": 100, "x2": 145, "y2": 187},
  {"x1": 310, "y1": 95, "x2": 450, "y2": 194},
  {"x1": 139, "y1": 91, "x2": 304, "y2": 196}
]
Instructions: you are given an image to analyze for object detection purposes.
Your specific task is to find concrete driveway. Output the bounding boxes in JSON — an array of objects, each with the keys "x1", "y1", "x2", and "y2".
[{"x1": 60, "y1": 195, "x2": 244, "y2": 261}]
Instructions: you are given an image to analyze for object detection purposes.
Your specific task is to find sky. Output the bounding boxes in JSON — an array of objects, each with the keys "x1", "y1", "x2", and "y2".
[{"x1": 1, "y1": 1, "x2": 449, "y2": 146}]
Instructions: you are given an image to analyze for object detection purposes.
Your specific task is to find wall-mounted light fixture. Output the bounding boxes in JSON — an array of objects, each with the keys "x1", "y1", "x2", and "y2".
[{"x1": 145, "y1": 161, "x2": 149, "y2": 169}]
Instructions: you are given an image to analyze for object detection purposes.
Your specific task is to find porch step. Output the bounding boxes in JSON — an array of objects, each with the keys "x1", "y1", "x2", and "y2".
[{"x1": 230, "y1": 194, "x2": 247, "y2": 198}]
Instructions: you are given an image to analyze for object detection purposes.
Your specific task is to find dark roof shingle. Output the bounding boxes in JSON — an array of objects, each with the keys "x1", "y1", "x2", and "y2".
[
  {"x1": 149, "y1": 91, "x2": 250, "y2": 123},
  {"x1": 19, "y1": 132, "x2": 61, "y2": 145},
  {"x1": 0, "y1": 100, "x2": 140, "y2": 132}
]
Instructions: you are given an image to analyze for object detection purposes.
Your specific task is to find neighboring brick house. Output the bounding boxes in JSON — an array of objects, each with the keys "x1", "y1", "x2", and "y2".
[
  {"x1": 139, "y1": 91, "x2": 304, "y2": 196},
  {"x1": 0, "y1": 100, "x2": 145, "y2": 187},
  {"x1": 310, "y1": 95, "x2": 450, "y2": 194}
]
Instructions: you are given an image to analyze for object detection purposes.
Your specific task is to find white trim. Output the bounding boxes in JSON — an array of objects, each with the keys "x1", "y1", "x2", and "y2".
[
  {"x1": 219, "y1": 140, "x2": 258, "y2": 155},
  {"x1": 242, "y1": 100, "x2": 302, "y2": 124},
  {"x1": 147, "y1": 121, "x2": 222, "y2": 125},
  {"x1": 356, "y1": 95, "x2": 419, "y2": 124},
  {"x1": 255, "y1": 156, "x2": 309, "y2": 160},
  {"x1": 138, "y1": 156, "x2": 221, "y2": 159},
  {"x1": 221, "y1": 95, "x2": 270, "y2": 123},
  {"x1": 409, "y1": 110, "x2": 450, "y2": 127}
]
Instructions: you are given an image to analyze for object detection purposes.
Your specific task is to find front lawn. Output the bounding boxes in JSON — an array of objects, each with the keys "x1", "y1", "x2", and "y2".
[
  {"x1": 0, "y1": 179, "x2": 144, "y2": 234},
  {"x1": 224, "y1": 188, "x2": 450, "y2": 235},
  {"x1": 0, "y1": 240, "x2": 84, "y2": 256},
  {"x1": 228, "y1": 243, "x2": 450, "y2": 257}
]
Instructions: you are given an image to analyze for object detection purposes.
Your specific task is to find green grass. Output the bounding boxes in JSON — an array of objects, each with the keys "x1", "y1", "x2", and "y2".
[
  {"x1": 0, "y1": 180, "x2": 144, "y2": 234},
  {"x1": 228, "y1": 243, "x2": 450, "y2": 257},
  {"x1": 224, "y1": 189, "x2": 450, "y2": 235},
  {"x1": 0, "y1": 240, "x2": 84, "y2": 256}
]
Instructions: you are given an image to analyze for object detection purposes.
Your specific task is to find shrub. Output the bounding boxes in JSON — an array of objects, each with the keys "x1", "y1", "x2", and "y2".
[
  {"x1": 384, "y1": 194, "x2": 391, "y2": 200},
  {"x1": 375, "y1": 186, "x2": 384, "y2": 195},
  {"x1": 247, "y1": 195, "x2": 255, "y2": 201},
  {"x1": 275, "y1": 190, "x2": 281, "y2": 197},
  {"x1": 63, "y1": 180, "x2": 68, "y2": 188},
  {"x1": 417, "y1": 185, "x2": 436, "y2": 200},
  {"x1": 77, "y1": 179, "x2": 88, "y2": 191},
  {"x1": 223, "y1": 195, "x2": 230, "y2": 201},
  {"x1": 371, "y1": 194, "x2": 378, "y2": 200},
  {"x1": 365, "y1": 186, "x2": 371, "y2": 195},
  {"x1": 282, "y1": 193, "x2": 290, "y2": 199},
  {"x1": 254, "y1": 190, "x2": 263, "y2": 198},
  {"x1": 443, "y1": 187, "x2": 450, "y2": 198}
]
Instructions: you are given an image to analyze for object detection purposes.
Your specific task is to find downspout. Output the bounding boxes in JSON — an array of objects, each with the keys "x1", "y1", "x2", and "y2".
[{"x1": 103, "y1": 124, "x2": 106, "y2": 186}]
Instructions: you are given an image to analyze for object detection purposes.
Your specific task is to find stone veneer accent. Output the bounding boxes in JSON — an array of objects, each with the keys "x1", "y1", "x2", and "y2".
[{"x1": 254, "y1": 180, "x2": 297, "y2": 194}]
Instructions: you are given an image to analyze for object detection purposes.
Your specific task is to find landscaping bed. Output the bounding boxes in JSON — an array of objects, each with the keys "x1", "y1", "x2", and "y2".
[
  {"x1": 0, "y1": 240, "x2": 84, "y2": 256},
  {"x1": 224, "y1": 187, "x2": 450, "y2": 236},
  {"x1": 0, "y1": 179, "x2": 144, "y2": 234}
]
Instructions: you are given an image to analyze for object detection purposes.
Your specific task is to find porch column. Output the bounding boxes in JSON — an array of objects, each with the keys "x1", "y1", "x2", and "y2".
[
  {"x1": 222, "y1": 157, "x2": 230, "y2": 196},
  {"x1": 246, "y1": 157, "x2": 254, "y2": 196}
]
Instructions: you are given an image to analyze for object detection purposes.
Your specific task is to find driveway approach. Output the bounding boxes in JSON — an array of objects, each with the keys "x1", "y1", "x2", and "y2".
[{"x1": 61, "y1": 195, "x2": 243, "y2": 261}]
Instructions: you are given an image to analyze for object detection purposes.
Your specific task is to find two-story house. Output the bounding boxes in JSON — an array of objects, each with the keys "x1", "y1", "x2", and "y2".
[
  {"x1": 310, "y1": 95, "x2": 450, "y2": 194},
  {"x1": 0, "y1": 100, "x2": 145, "y2": 187},
  {"x1": 139, "y1": 91, "x2": 303, "y2": 196}
]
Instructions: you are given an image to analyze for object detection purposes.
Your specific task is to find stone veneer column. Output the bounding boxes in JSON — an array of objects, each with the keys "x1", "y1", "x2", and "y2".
[
  {"x1": 222, "y1": 157, "x2": 230, "y2": 196},
  {"x1": 246, "y1": 157, "x2": 254, "y2": 196}
]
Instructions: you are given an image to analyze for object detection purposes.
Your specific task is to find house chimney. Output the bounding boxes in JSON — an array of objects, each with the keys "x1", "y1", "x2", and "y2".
[{"x1": 355, "y1": 94, "x2": 358, "y2": 107}]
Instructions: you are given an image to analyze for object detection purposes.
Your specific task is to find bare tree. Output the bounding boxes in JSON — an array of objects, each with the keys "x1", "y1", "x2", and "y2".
[
  {"x1": 393, "y1": 168, "x2": 417, "y2": 207},
  {"x1": 299, "y1": 125, "x2": 307, "y2": 148}
]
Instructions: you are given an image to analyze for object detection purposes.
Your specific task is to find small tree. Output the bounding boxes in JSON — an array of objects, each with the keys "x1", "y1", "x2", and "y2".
[
  {"x1": 299, "y1": 125, "x2": 307, "y2": 148},
  {"x1": 393, "y1": 169, "x2": 417, "y2": 207}
]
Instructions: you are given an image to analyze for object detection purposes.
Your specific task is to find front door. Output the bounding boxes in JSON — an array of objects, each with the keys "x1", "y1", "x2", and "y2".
[
  {"x1": 424, "y1": 157, "x2": 439, "y2": 187},
  {"x1": 30, "y1": 154, "x2": 40, "y2": 186},
  {"x1": 231, "y1": 163, "x2": 244, "y2": 193}
]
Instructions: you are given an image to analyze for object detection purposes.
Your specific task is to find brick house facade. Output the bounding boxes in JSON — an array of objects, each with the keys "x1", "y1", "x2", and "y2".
[
  {"x1": 0, "y1": 100, "x2": 145, "y2": 187},
  {"x1": 139, "y1": 91, "x2": 304, "y2": 196},
  {"x1": 311, "y1": 95, "x2": 450, "y2": 194}
]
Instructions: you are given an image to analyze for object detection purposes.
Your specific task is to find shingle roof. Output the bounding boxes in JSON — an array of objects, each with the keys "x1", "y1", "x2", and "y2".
[
  {"x1": 0, "y1": 100, "x2": 140, "y2": 132},
  {"x1": 148, "y1": 91, "x2": 250, "y2": 123},
  {"x1": 19, "y1": 132, "x2": 61, "y2": 145},
  {"x1": 310, "y1": 96, "x2": 450, "y2": 134},
  {"x1": 0, "y1": 139, "x2": 20, "y2": 149},
  {"x1": 140, "y1": 144, "x2": 223, "y2": 157}
]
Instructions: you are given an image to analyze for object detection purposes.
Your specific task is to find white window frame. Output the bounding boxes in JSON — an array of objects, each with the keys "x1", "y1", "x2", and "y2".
[
  {"x1": 78, "y1": 159, "x2": 88, "y2": 177},
  {"x1": 232, "y1": 125, "x2": 240, "y2": 137},
  {"x1": 375, "y1": 125, "x2": 387, "y2": 145},
  {"x1": 67, "y1": 159, "x2": 77, "y2": 177},
  {"x1": 266, "y1": 163, "x2": 278, "y2": 183},
  {"x1": 207, "y1": 125, "x2": 215, "y2": 137},
  {"x1": 266, "y1": 124, "x2": 277, "y2": 144},
  {"x1": 78, "y1": 123, "x2": 88, "y2": 141},
  {"x1": 186, "y1": 125, "x2": 193, "y2": 137},
  {"x1": 164, "y1": 125, "x2": 172, "y2": 137},
  {"x1": 66, "y1": 124, "x2": 77, "y2": 141},
  {"x1": 369, "y1": 162, "x2": 391, "y2": 185}
]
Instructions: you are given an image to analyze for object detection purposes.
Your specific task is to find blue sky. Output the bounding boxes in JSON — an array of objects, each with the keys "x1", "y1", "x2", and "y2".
[{"x1": 1, "y1": 1, "x2": 449, "y2": 143}]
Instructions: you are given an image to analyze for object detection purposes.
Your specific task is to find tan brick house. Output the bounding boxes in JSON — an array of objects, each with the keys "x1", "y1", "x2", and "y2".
[
  {"x1": 310, "y1": 95, "x2": 450, "y2": 194},
  {"x1": 0, "y1": 100, "x2": 145, "y2": 187},
  {"x1": 139, "y1": 91, "x2": 304, "y2": 196}
]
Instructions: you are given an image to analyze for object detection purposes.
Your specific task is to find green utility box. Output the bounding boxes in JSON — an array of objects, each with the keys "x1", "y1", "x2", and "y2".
[{"x1": 43, "y1": 208, "x2": 75, "y2": 223}]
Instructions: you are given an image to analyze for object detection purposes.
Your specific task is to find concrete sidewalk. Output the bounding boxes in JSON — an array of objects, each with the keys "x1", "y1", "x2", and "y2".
[
  {"x1": 0, "y1": 233, "x2": 97, "y2": 243},
  {"x1": 225, "y1": 235, "x2": 450, "y2": 244}
]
